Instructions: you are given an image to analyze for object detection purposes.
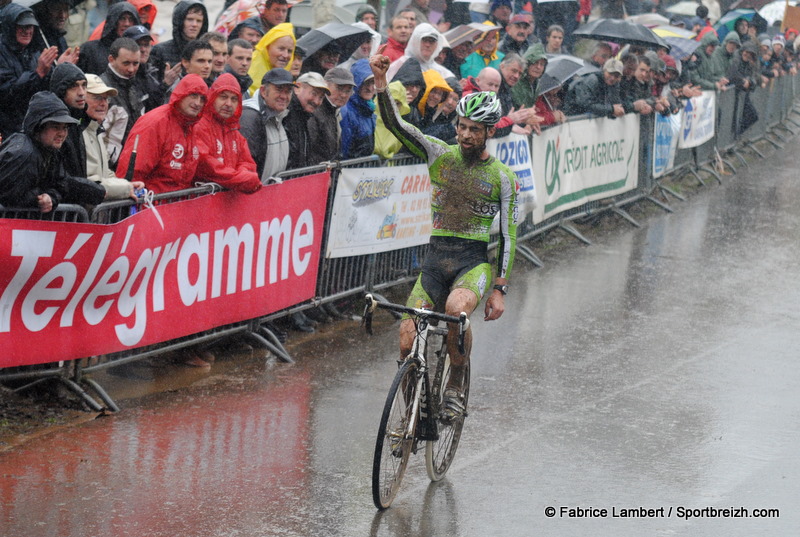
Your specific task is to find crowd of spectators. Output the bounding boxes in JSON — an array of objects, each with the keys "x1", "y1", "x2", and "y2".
[{"x1": 1, "y1": 0, "x2": 798, "y2": 341}]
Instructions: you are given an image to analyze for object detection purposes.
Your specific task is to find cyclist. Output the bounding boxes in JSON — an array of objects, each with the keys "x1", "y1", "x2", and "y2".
[{"x1": 369, "y1": 54, "x2": 518, "y2": 421}]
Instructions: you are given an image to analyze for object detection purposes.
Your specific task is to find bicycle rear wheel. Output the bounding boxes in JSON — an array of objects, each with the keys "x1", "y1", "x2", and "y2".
[
  {"x1": 425, "y1": 347, "x2": 470, "y2": 481},
  {"x1": 372, "y1": 359, "x2": 420, "y2": 509}
]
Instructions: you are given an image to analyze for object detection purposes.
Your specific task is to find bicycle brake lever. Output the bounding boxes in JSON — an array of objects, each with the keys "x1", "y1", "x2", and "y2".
[{"x1": 457, "y1": 312, "x2": 468, "y2": 355}]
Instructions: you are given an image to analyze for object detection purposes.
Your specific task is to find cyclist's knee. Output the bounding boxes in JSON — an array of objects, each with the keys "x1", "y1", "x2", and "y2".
[{"x1": 445, "y1": 288, "x2": 478, "y2": 318}]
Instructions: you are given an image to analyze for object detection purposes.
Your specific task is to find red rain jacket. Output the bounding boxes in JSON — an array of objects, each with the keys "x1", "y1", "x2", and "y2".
[
  {"x1": 194, "y1": 73, "x2": 261, "y2": 193},
  {"x1": 116, "y1": 74, "x2": 206, "y2": 194}
]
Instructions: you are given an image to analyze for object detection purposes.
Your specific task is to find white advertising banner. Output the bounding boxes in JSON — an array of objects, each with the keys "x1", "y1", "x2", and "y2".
[
  {"x1": 326, "y1": 164, "x2": 432, "y2": 258},
  {"x1": 532, "y1": 114, "x2": 640, "y2": 222},
  {"x1": 488, "y1": 132, "x2": 537, "y2": 219},
  {"x1": 653, "y1": 110, "x2": 682, "y2": 178},
  {"x1": 678, "y1": 91, "x2": 716, "y2": 149}
]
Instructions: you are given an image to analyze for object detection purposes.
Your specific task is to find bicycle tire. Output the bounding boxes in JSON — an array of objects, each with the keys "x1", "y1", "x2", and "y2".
[
  {"x1": 372, "y1": 359, "x2": 420, "y2": 510},
  {"x1": 425, "y1": 344, "x2": 470, "y2": 482}
]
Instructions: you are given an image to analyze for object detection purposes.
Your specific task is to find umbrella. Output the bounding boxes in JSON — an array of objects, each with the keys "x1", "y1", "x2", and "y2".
[
  {"x1": 295, "y1": 23, "x2": 372, "y2": 59},
  {"x1": 443, "y1": 22, "x2": 502, "y2": 48},
  {"x1": 660, "y1": 35, "x2": 702, "y2": 60},
  {"x1": 665, "y1": 1, "x2": 704, "y2": 17},
  {"x1": 627, "y1": 13, "x2": 671, "y2": 27},
  {"x1": 573, "y1": 18, "x2": 669, "y2": 49},
  {"x1": 537, "y1": 55, "x2": 600, "y2": 95},
  {"x1": 714, "y1": 8, "x2": 768, "y2": 40},
  {"x1": 759, "y1": 0, "x2": 797, "y2": 26},
  {"x1": 651, "y1": 25, "x2": 697, "y2": 39}
]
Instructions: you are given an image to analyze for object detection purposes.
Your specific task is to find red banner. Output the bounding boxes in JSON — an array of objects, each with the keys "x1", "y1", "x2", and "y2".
[{"x1": 0, "y1": 173, "x2": 330, "y2": 367}]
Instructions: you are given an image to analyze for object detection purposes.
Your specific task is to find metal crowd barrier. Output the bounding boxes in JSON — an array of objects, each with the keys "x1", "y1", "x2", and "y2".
[{"x1": 2, "y1": 73, "x2": 799, "y2": 411}]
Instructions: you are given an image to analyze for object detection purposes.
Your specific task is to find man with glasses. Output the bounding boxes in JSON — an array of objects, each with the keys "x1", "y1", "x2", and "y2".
[{"x1": 308, "y1": 66, "x2": 355, "y2": 165}]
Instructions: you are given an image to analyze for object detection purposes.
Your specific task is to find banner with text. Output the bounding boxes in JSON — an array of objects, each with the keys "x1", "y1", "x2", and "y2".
[
  {"x1": 326, "y1": 164, "x2": 432, "y2": 258},
  {"x1": 532, "y1": 114, "x2": 639, "y2": 221},
  {"x1": 653, "y1": 111, "x2": 682, "y2": 178},
  {"x1": 488, "y1": 132, "x2": 537, "y2": 219},
  {"x1": 0, "y1": 173, "x2": 330, "y2": 367},
  {"x1": 678, "y1": 91, "x2": 715, "y2": 149}
]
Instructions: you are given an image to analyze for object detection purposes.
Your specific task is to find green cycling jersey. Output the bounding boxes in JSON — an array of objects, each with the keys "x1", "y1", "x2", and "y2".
[{"x1": 376, "y1": 89, "x2": 518, "y2": 279}]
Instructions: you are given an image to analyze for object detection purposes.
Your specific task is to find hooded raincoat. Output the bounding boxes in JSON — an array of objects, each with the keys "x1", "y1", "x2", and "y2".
[
  {"x1": 708, "y1": 32, "x2": 741, "y2": 83},
  {"x1": 77, "y1": 2, "x2": 141, "y2": 75},
  {"x1": 194, "y1": 73, "x2": 261, "y2": 193},
  {"x1": 0, "y1": 91, "x2": 105, "y2": 209},
  {"x1": 88, "y1": 0, "x2": 157, "y2": 40},
  {"x1": 150, "y1": 0, "x2": 209, "y2": 80},
  {"x1": 340, "y1": 59, "x2": 377, "y2": 159},
  {"x1": 50, "y1": 63, "x2": 90, "y2": 179},
  {"x1": 511, "y1": 43, "x2": 547, "y2": 108},
  {"x1": 386, "y1": 23, "x2": 455, "y2": 81},
  {"x1": 689, "y1": 31, "x2": 722, "y2": 89},
  {"x1": 248, "y1": 23, "x2": 296, "y2": 95},
  {"x1": 0, "y1": 4, "x2": 51, "y2": 139},
  {"x1": 374, "y1": 80, "x2": 411, "y2": 159},
  {"x1": 116, "y1": 74, "x2": 207, "y2": 193}
]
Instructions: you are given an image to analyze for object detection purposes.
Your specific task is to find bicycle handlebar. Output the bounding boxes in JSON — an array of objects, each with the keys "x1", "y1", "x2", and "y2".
[{"x1": 362, "y1": 294, "x2": 470, "y2": 355}]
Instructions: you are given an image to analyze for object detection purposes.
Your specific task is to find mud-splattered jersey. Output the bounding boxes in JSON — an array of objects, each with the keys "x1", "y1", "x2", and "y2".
[{"x1": 377, "y1": 89, "x2": 518, "y2": 279}]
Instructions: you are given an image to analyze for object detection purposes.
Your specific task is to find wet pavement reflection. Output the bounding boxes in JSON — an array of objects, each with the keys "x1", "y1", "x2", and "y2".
[{"x1": 3, "y1": 141, "x2": 800, "y2": 536}]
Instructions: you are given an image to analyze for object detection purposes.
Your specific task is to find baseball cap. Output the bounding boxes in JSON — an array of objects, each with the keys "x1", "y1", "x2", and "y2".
[
  {"x1": 15, "y1": 12, "x2": 39, "y2": 27},
  {"x1": 603, "y1": 58, "x2": 624, "y2": 74},
  {"x1": 261, "y1": 68, "x2": 297, "y2": 86},
  {"x1": 324, "y1": 66, "x2": 355, "y2": 86},
  {"x1": 86, "y1": 74, "x2": 119, "y2": 97},
  {"x1": 510, "y1": 13, "x2": 533, "y2": 25},
  {"x1": 297, "y1": 71, "x2": 331, "y2": 94},
  {"x1": 123, "y1": 25, "x2": 153, "y2": 42}
]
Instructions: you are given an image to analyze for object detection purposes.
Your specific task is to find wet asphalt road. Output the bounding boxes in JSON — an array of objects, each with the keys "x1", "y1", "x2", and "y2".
[{"x1": 3, "y1": 138, "x2": 800, "y2": 536}]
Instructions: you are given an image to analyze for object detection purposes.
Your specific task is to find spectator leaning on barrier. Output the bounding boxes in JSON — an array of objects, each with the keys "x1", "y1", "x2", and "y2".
[
  {"x1": 193, "y1": 73, "x2": 262, "y2": 193},
  {"x1": 284, "y1": 71, "x2": 330, "y2": 170},
  {"x1": 708, "y1": 32, "x2": 741, "y2": 88},
  {"x1": 0, "y1": 4, "x2": 62, "y2": 140},
  {"x1": 339, "y1": 58, "x2": 377, "y2": 159},
  {"x1": 497, "y1": 53, "x2": 540, "y2": 136},
  {"x1": 150, "y1": 0, "x2": 208, "y2": 82},
  {"x1": 728, "y1": 40, "x2": 764, "y2": 135},
  {"x1": 619, "y1": 55, "x2": 654, "y2": 116},
  {"x1": 511, "y1": 43, "x2": 546, "y2": 110},
  {"x1": 564, "y1": 58, "x2": 626, "y2": 118},
  {"x1": 116, "y1": 74, "x2": 207, "y2": 193},
  {"x1": 689, "y1": 31, "x2": 725, "y2": 91},
  {"x1": 0, "y1": 91, "x2": 105, "y2": 212},
  {"x1": 307, "y1": 66, "x2": 355, "y2": 165},
  {"x1": 77, "y1": 2, "x2": 140, "y2": 76},
  {"x1": 225, "y1": 38, "x2": 254, "y2": 97},
  {"x1": 82, "y1": 74, "x2": 145, "y2": 201},
  {"x1": 239, "y1": 68, "x2": 293, "y2": 181}
]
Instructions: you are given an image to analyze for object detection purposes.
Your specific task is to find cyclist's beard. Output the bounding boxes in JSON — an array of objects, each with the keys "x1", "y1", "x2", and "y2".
[{"x1": 460, "y1": 141, "x2": 487, "y2": 165}]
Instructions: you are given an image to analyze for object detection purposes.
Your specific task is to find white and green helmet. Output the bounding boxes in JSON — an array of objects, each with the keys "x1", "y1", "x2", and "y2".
[{"x1": 456, "y1": 91, "x2": 502, "y2": 126}]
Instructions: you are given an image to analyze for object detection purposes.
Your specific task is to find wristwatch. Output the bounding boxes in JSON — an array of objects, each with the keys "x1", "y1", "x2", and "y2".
[{"x1": 493, "y1": 284, "x2": 509, "y2": 295}]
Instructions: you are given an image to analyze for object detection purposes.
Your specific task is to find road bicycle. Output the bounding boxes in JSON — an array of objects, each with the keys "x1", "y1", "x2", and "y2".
[{"x1": 363, "y1": 293, "x2": 471, "y2": 510}]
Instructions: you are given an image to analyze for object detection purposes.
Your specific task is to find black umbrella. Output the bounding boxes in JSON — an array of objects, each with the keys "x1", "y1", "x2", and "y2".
[
  {"x1": 537, "y1": 55, "x2": 600, "y2": 95},
  {"x1": 573, "y1": 18, "x2": 669, "y2": 49},
  {"x1": 295, "y1": 23, "x2": 372, "y2": 60}
]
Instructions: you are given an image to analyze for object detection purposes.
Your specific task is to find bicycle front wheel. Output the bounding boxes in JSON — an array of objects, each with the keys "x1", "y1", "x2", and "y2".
[
  {"x1": 372, "y1": 359, "x2": 420, "y2": 510},
  {"x1": 425, "y1": 351, "x2": 470, "y2": 481}
]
